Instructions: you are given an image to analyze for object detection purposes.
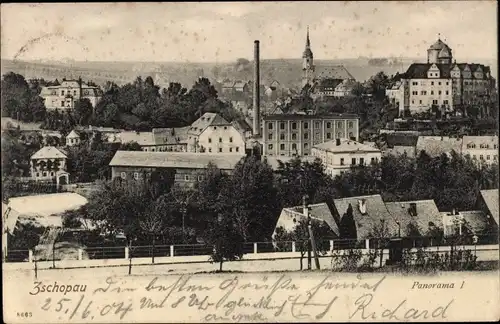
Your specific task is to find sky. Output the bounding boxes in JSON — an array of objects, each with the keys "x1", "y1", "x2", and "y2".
[{"x1": 1, "y1": 2, "x2": 497, "y2": 63}]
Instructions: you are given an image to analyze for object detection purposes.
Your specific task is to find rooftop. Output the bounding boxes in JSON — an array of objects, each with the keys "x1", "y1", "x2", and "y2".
[
  {"x1": 119, "y1": 131, "x2": 155, "y2": 146},
  {"x1": 402, "y1": 63, "x2": 491, "y2": 80},
  {"x1": 109, "y1": 151, "x2": 244, "y2": 170},
  {"x1": 31, "y1": 146, "x2": 67, "y2": 160},
  {"x1": 188, "y1": 113, "x2": 231, "y2": 136},
  {"x1": 384, "y1": 200, "x2": 443, "y2": 236},
  {"x1": 416, "y1": 136, "x2": 462, "y2": 157},
  {"x1": 316, "y1": 65, "x2": 356, "y2": 81},
  {"x1": 263, "y1": 113, "x2": 359, "y2": 121},
  {"x1": 152, "y1": 126, "x2": 190, "y2": 145},
  {"x1": 313, "y1": 139, "x2": 381, "y2": 153},
  {"x1": 479, "y1": 189, "x2": 499, "y2": 226},
  {"x1": 459, "y1": 210, "x2": 495, "y2": 235},
  {"x1": 283, "y1": 203, "x2": 339, "y2": 236},
  {"x1": 462, "y1": 135, "x2": 498, "y2": 149}
]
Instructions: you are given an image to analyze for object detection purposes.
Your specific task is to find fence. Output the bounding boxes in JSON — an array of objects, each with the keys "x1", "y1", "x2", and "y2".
[{"x1": 5, "y1": 235, "x2": 497, "y2": 264}]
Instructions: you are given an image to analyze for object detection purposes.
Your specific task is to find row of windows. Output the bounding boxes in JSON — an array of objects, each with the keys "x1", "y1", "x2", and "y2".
[
  {"x1": 269, "y1": 143, "x2": 309, "y2": 151},
  {"x1": 411, "y1": 90, "x2": 449, "y2": 96},
  {"x1": 268, "y1": 121, "x2": 355, "y2": 130},
  {"x1": 35, "y1": 171, "x2": 55, "y2": 177},
  {"x1": 206, "y1": 147, "x2": 239, "y2": 153},
  {"x1": 268, "y1": 132, "x2": 355, "y2": 141},
  {"x1": 208, "y1": 137, "x2": 233, "y2": 143},
  {"x1": 411, "y1": 99, "x2": 449, "y2": 105},
  {"x1": 412, "y1": 81, "x2": 449, "y2": 86},
  {"x1": 120, "y1": 172, "x2": 207, "y2": 182},
  {"x1": 472, "y1": 154, "x2": 498, "y2": 161},
  {"x1": 467, "y1": 144, "x2": 497, "y2": 149}
]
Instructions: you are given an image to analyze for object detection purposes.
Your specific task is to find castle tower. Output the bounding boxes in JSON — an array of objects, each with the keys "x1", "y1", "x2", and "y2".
[
  {"x1": 302, "y1": 26, "x2": 315, "y2": 87},
  {"x1": 427, "y1": 34, "x2": 453, "y2": 64}
]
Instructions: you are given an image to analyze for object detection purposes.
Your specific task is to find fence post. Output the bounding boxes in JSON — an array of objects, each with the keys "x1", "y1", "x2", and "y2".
[
  {"x1": 292, "y1": 241, "x2": 296, "y2": 253},
  {"x1": 124, "y1": 246, "x2": 129, "y2": 260},
  {"x1": 28, "y1": 250, "x2": 33, "y2": 263},
  {"x1": 78, "y1": 249, "x2": 83, "y2": 261},
  {"x1": 365, "y1": 239, "x2": 370, "y2": 250},
  {"x1": 170, "y1": 245, "x2": 174, "y2": 257},
  {"x1": 253, "y1": 243, "x2": 258, "y2": 254},
  {"x1": 330, "y1": 240, "x2": 334, "y2": 252}
]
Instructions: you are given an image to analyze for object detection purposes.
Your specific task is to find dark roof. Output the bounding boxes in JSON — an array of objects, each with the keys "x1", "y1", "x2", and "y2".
[
  {"x1": 263, "y1": 113, "x2": 359, "y2": 121},
  {"x1": 386, "y1": 134, "x2": 419, "y2": 148},
  {"x1": 287, "y1": 203, "x2": 339, "y2": 236},
  {"x1": 316, "y1": 65, "x2": 356, "y2": 80},
  {"x1": 403, "y1": 63, "x2": 492, "y2": 80},
  {"x1": 333, "y1": 195, "x2": 394, "y2": 239},
  {"x1": 385, "y1": 200, "x2": 443, "y2": 236},
  {"x1": 317, "y1": 78, "x2": 343, "y2": 91},
  {"x1": 460, "y1": 211, "x2": 495, "y2": 235},
  {"x1": 479, "y1": 189, "x2": 499, "y2": 226}
]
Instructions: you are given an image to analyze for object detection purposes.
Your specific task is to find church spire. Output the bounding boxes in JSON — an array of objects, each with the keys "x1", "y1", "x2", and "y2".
[{"x1": 306, "y1": 25, "x2": 310, "y2": 48}]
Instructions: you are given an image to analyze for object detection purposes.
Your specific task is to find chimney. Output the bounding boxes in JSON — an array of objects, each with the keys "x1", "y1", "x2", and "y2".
[
  {"x1": 336, "y1": 138, "x2": 341, "y2": 146},
  {"x1": 358, "y1": 199, "x2": 367, "y2": 214},
  {"x1": 253, "y1": 40, "x2": 261, "y2": 136}
]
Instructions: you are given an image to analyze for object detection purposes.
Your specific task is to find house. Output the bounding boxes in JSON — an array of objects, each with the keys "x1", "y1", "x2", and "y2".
[
  {"x1": 262, "y1": 113, "x2": 360, "y2": 157},
  {"x1": 30, "y1": 146, "x2": 69, "y2": 185},
  {"x1": 73, "y1": 125, "x2": 122, "y2": 144},
  {"x1": 384, "y1": 200, "x2": 443, "y2": 237},
  {"x1": 311, "y1": 138, "x2": 382, "y2": 177},
  {"x1": 476, "y1": 189, "x2": 499, "y2": 227},
  {"x1": 415, "y1": 136, "x2": 462, "y2": 157},
  {"x1": 146, "y1": 127, "x2": 189, "y2": 152},
  {"x1": 109, "y1": 151, "x2": 244, "y2": 187},
  {"x1": 461, "y1": 135, "x2": 499, "y2": 165},
  {"x1": 333, "y1": 79, "x2": 357, "y2": 97},
  {"x1": 441, "y1": 209, "x2": 497, "y2": 240},
  {"x1": 230, "y1": 119, "x2": 253, "y2": 140},
  {"x1": 332, "y1": 194, "x2": 394, "y2": 240},
  {"x1": 65, "y1": 130, "x2": 81, "y2": 147},
  {"x1": 272, "y1": 203, "x2": 339, "y2": 239},
  {"x1": 187, "y1": 113, "x2": 246, "y2": 154},
  {"x1": 40, "y1": 78, "x2": 102, "y2": 110}
]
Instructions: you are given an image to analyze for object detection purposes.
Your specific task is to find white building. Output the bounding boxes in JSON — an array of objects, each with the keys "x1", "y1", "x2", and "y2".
[
  {"x1": 30, "y1": 146, "x2": 69, "y2": 185},
  {"x1": 65, "y1": 130, "x2": 81, "y2": 147},
  {"x1": 187, "y1": 113, "x2": 246, "y2": 155},
  {"x1": 311, "y1": 138, "x2": 382, "y2": 177},
  {"x1": 40, "y1": 79, "x2": 102, "y2": 110},
  {"x1": 461, "y1": 135, "x2": 499, "y2": 165}
]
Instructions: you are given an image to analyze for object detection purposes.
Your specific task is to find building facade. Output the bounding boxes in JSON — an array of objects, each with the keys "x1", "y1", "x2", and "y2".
[
  {"x1": 262, "y1": 113, "x2": 359, "y2": 157},
  {"x1": 30, "y1": 146, "x2": 69, "y2": 184},
  {"x1": 109, "y1": 151, "x2": 243, "y2": 188},
  {"x1": 40, "y1": 79, "x2": 102, "y2": 110},
  {"x1": 187, "y1": 113, "x2": 246, "y2": 154},
  {"x1": 386, "y1": 37, "x2": 496, "y2": 116},
  {"x1": 311, "y1": 139, "x2": 382, "y2": 177},
  {"x1": 461, "y1": 135, "x2": 499, "y2": 165}
]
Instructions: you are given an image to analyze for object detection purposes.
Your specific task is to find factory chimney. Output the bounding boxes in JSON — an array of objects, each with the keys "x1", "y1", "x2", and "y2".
[{"x1": 253, "y1": 40, "x2": 261, "y2": 136}]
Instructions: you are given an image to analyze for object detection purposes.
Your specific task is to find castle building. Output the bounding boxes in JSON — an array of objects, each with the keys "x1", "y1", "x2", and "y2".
[{"x1": 386, "y1": 36, "x2": 496, "y2": 117}]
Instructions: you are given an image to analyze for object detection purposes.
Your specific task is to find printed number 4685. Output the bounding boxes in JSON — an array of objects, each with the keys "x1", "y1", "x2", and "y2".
[{"x1": 17, "y1": 312, "x2": 33, "y2": 318}]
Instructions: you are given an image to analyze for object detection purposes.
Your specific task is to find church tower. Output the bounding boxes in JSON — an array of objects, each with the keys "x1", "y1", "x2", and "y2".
[{"x1": 302, "y1": 26, "x2": 315, "y2": 88}]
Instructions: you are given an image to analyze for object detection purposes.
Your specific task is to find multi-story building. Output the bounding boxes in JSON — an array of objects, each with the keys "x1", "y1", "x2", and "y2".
[
  {"x1": 30, "y1": 146, "x2": 69, "y2": 184},
  {"x1": 187, "y1": 113, "x2": 246, "y2": 155},
  {"x1": 109, "y1": 151, "x2": 243, "y2": 188},
  {"x1": 386, "y1": 37, "x2": 496, "y2": 116},
  {"x1": 461, "y1": 135, "x2": 499, "y2": 165},
  {"x1": 40, "y1": 78, "x2": 102, "y2": 110},
  {"x1": 311, "y1": 138, "x2": 382, "y2": 177},
  {"x1": 262, "y1": 113, "x2": 359, "y2": 157}
]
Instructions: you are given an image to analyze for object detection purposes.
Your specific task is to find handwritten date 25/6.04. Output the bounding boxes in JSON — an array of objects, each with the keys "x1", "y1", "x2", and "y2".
[{"x1": 40, "y1": 294, "x2": 133, "y2": 320}]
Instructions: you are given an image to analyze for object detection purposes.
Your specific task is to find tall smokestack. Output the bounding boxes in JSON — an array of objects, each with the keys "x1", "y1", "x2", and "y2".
[{"x1": 253, "y1": 40, "x2": 261, "y2": 136}]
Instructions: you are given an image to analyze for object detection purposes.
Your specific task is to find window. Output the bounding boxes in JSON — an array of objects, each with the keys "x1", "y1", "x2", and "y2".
[
  {"x1": 412, "y1": 100, "x2": 415, "y2": 104},
  {"x1": 438, "y1": 82, "x2": 441, "y2": 85},
  {"x1": 438, "y1": 90, "x2": 442, "y2": 95},
  {"x1": 134, "y1": 172, "x2": 139, "y2": 180},
  {"x1": 304, "y1": 122, "x2": 309, "y2": 129},
  {"x1": 198, "y1": 175, "x2": 204, "y2": 181},
  {"x1": 61, "y1": 90, "x2": 65, "y2": 95},
  {"x1": 431, "y1": 81, "x2": 434, "y2": 85},
  {"x1": 208, "y1": 148, "x2": 212, "y2": 152},
  {"x1": 229, "y1": 147, "x2": 233, "y2": 152},
  {"x1": 304, "y1": 143, "x2": 309, "y2": 149},
  {"x1": 292, "y1": 133, "x2": 297, "y2": 140},
  {"x1": 443, "y1": 100, "x2": 449, "y2": 105},
  {"x1": 371, "y1": 157, "x2": 375, "y2": 164},
  {"x1": 421, "y1": 91, "x2": 426, "y2": 95},
  {"x1": 340, "y1": 158, "x2": 344, "y2": 165},
  {"x1": 351, "y1": 158, "x2": 356, "y2": 165},
  {"x1": 61, "y1": 101, "x2": 65, "y2": 107},
  {"x1": 268, "y1": 144, "x2": 273, "y2": 150},
  {"x1": 446, "y1": 82, "x2": 449, "y2": 85},
  {"x1": 36, "y1": 173, "x2": 39, "y2": 177},
  {"x1": 213, "y1": 126, "x2": 217, "y2": 130},
  {"x1": 184, "y1": 175, "x2": 189, "y2": 181},
  {"x1": 50, "y1": 172, "x2": 54, "y2": 176},
  {"x1": 280, "y1": 133, "x2": 285, "y2": 140},
  {"x1": 486, "y1": 155, "x2": 490, "y2": 160},
  {"x1": 208, "y1": 138, "x2": 212, "y2": 143},
  {"x1": 120, "y1": 172, "x2": 126, "y2": 179},
  {"x1": 412, "y1": 91, "x2": 418, "y2": 95},
  {"x1": 268, "y1": 122, "x2": 273, "y2": 130},
  {"x1": 412, "y1": 81, "x2": 418, "y2": 86},
  {"x1": 219, "y1": 148, "x2": 222, "y2": 152},
  {"x1": 337, "y1": 122, "x2": 342, "y2": 128},
  {"x1": 292, "y1": 143, "x2": 297, "y2": 150},
  {"x1": 224, "y1": 126, "x2": 227, "y2": 130},
  {"x1": 326, "y1": 122, "x2": 331, "y2": 129},
  {"x1": 280, "y1": 144, "x2": 285, "y2": 150},
  {"x1": 445, "y1": 91, "x2": 449, "y2": 95},
  {"x1": 229, "y1": 137, "x2": 233, "y2": 143},
  {"x1": 431, "y1": 91, "x2": 434, "y2": 95},
  {"x1": 236, "y1": 147, "x2": 239, "y2": 152},
  {"x1": 219, "y1": 137, "x2": 222, "y2": 143},
  {"x1": 360, "y1": 158, "x2": 364, "y2": 165},
  {"x1": 419, "y1": 100, "x2": 422, "y2": 104},
  {"x1": 292, "y1": 122, "x2": 297, "y2": 130},
  {"x1": 480, "y1": 155, "x2": 484, "y2": 160},
  {"x1": 304, "y1": 133, "x2": 309, "y2": 140},
  {"x1": 73, "y1": 90, "x2": 77, "y2": 96},
  {"x1": 280, "y1": 122, "x2": 285, "y2": 130},
  {"x1": 337, "y1": 132, "x2": 342, "y2": 138},
  {"x1": 348, "y1": 121, "x2": 353, "y2": 128},
  {"x1": 349, "y1": 132, "x2": 354, "y2": 138},
  {"x1": 268, "y1": 134, "x2": 273, "y2": 140},
  {"x1": 432, "y1": 100, "x2": 438, "y2": 105},
  {"x1": 494, "y1": 155, "x2": 498, "y2": 160},
  {"x1": 326, "y1": 133, "x2": 332, "y2": 139},
  {"x1": 315, "y1": 122, "x2": 320, "y2": 128}
]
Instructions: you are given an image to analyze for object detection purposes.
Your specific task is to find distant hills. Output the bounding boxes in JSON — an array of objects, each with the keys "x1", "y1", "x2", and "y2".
[{"x1": 1, "y1": 57, "x2": 496, "y2": 91}]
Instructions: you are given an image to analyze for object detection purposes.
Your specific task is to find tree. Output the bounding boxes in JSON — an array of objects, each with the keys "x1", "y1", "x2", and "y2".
[
  {"x1": 204, "y1": 215, "x2": 244, "y2": 272},
  {"x1": 338, "y1": 203, "x2": 357, "y2": 248},
  {"x1": 74, "y1": 98, "x2": 93, "y2": 125},
  {"x1": 139, "y1": 200, "x2": 170, "y2": 264},
  {"x1": 367, "y1": 219, "x2": 392, "y2": 268}
]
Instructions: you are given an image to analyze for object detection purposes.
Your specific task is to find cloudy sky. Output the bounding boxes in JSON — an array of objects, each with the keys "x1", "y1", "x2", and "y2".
[{"x1": 1, "y1": 2, "x2": 497, "y2": 63}]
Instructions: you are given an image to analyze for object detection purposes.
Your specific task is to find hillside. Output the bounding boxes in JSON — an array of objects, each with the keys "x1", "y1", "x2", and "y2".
[{"x1": 2, "y1": 57, "x2": 497, "y2": 91}]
